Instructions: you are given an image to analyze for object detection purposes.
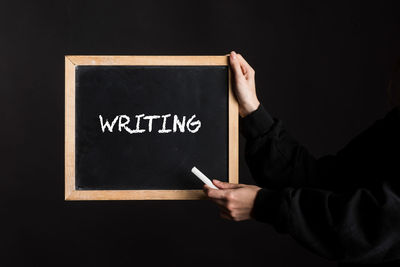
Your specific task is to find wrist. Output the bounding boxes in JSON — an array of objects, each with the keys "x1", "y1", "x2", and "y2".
[{"x1": 240, "y1": 100, "x2": 260, "y2": 118}]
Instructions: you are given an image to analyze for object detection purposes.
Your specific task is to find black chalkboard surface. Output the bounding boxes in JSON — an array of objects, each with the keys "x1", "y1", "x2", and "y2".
[{"x1": 65, "y1": 56, "x2": 238, "y2": 200}]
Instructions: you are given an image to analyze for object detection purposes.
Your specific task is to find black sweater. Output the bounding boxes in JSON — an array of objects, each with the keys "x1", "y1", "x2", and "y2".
[{"x1": 240, "y1": 104, "x2": 400, "y2": 265}]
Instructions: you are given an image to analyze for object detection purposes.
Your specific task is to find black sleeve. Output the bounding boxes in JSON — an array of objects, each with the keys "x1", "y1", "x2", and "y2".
[
  {"x1": 243, "y1": 105, "x2": 400, "y2": 263},
  {"x1": 240, "y1": 104, "x2": 322, "y2": 189},
  {"x1": 250, "y1": 183, "x2": 400, "y2": 263},
  {"x1": 241, "y1": 104, "x2": 400, "y2": 191}
]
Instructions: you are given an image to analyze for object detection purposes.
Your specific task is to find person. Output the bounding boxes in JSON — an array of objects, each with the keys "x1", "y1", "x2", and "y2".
[{"x1": 204, "y1": 51, "x2": 400, "y2": 266}]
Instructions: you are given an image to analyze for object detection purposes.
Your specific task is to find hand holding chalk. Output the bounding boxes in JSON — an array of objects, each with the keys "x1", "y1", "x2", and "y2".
[{"x1": 191, "y1": 166, "x2": 219, "y2": 190}]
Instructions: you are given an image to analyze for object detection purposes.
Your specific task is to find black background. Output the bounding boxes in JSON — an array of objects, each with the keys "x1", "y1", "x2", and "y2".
[
  {"x1": 75, "y1": 66, "x2": 228, "y2": 190},
  {"x1": 1, "y1": 1, "x2": 400, "y2": 266}
]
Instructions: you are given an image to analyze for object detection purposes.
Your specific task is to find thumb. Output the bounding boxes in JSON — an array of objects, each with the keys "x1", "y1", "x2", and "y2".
[
  {"x1": 213, "y1": 179, "x2": 241, "y2": 189},
  {"x1": 229, "y1": 51, "x2": 244, "y2": 80}
]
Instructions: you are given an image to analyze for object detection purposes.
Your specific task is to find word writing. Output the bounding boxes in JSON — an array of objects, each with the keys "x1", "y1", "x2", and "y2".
[{"x1": 99, "y1": 114, "x2": 202, "y2": 134}]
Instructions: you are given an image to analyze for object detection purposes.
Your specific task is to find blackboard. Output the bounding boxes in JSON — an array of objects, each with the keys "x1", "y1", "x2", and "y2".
[{"x1": 65, "y1": 56, "x2": 238, "y2": 200}]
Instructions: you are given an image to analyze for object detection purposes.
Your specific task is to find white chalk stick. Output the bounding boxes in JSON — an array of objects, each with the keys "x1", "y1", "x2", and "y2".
[{"x1": 191, "y1": 166, "x2": 219, "y2": 190}]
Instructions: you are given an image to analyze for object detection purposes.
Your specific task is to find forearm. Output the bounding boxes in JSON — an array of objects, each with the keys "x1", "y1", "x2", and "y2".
[{"x1": 241, "y1": 104, "x2": 320, "y2": 189}]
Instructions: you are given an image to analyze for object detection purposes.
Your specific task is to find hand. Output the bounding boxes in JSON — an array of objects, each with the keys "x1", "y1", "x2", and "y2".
[
  {"x1": 229, "y1": 51, "x2": 260, "y2": 117},
  {"x1": 203, "y1": 179, "x2": 261, "y2": 221}
]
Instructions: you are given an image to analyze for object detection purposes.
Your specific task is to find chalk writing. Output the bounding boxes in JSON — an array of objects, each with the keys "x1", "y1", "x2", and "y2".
[{"x1": 99, "y1": 114, "x2": 201, "y2": 134}]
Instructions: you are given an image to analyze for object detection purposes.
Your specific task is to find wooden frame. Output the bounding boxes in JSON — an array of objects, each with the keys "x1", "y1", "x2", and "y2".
[{"x1": 65, "y1": 55, "x2": 238, "y2": 200}]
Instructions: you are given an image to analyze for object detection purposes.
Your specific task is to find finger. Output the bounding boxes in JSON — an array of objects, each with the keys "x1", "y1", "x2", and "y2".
[
  {"x1": 203, "y1": 184, "x2": 216, "y2": 197},
  {"x1": 204, "y1": 187, "x2": 226, "y2": 200},
  {"x1": 237, "y1": 54, "x2": 253, "y2": 73},
  {"x1": 203, "y1": 185, "x2": 215, "y2": 197},
  {"x1": 213, "y1": 179, "x2": 242, "y2": 189},
  {"x1": 240, "y1": 63, "x2": 247, "y2": 76},
  {"x1": 203, "y1": 184, "x2": 210, "y2": 194},
  {"x1": 237, "y1": 54, "x2": 255, "y2": 79},
  {"x1": 229, "y1": 51, "x2": 245, "y2": 79}
]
